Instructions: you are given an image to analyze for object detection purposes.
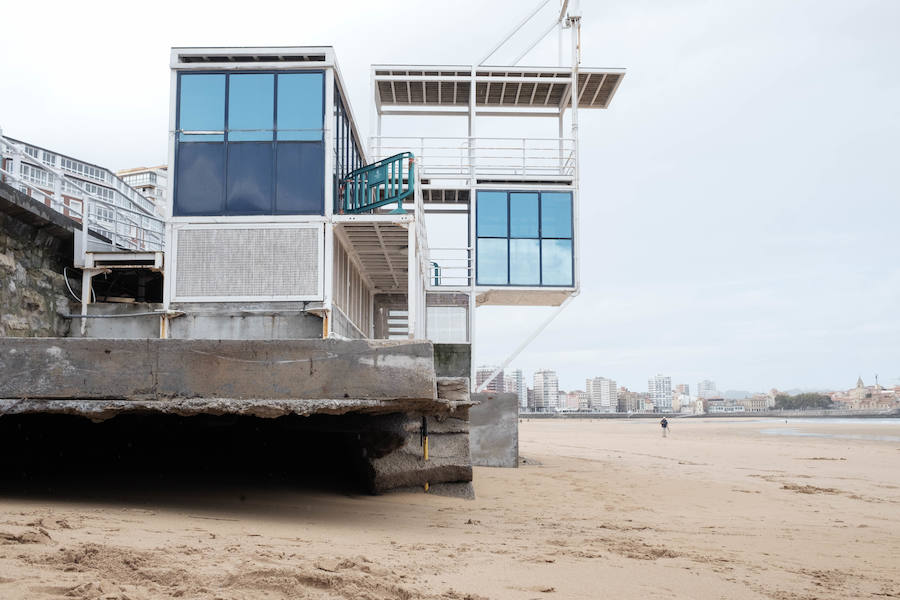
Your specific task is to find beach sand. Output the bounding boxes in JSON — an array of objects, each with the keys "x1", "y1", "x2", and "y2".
[{"x1": 1, "y1": 417, "x2": 898, "y2": 599}]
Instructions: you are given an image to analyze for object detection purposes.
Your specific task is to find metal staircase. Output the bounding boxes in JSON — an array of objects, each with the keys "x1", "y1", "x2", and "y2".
[{"x1": 339, "y1": 152, "x2": 415, "y2": 214}]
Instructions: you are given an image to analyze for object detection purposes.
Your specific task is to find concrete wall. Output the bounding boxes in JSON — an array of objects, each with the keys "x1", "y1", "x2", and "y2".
[
  {"x1": 469, "y1": 392, "x2": 519, "y2": 468},
  {"x1": 433, "y1": 343, "x2": 471, "y2": 378},
  {"x1": 70, "y1": 302, "x2": 325, "y2": 340},
  {"x1": 0, "y1": 183, "x2": 73, "y2": 337}
]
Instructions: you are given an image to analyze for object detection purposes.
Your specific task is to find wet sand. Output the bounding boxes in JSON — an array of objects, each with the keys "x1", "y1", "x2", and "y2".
[{"x1": 1, "y1": 417, "x2": 898, "y2": 599}]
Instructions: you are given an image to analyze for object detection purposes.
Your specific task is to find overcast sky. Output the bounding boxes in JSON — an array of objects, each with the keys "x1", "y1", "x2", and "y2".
[{"x1": 1, "y1": 0, "x2": 898, "y2": 393}]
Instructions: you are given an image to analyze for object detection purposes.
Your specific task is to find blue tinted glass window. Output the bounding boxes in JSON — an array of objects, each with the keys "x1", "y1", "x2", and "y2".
[
  {"x1": 541, "y1": 239, "x2": 573, "y2": 286},
  {"x1": 228, "y1": 74, "x2": 274, "y2": 141},
  {"x1": 540, "y1": 192, "x2": 572, "y2": 238},
  {"x1": 226, "y1": 143, "x2": 273, "y2": 213},
  {"x1": 278, "y1": 73, "x2": 324, "y2": 141},
  {"x1": 477, "y1": 238, "x2": 508, "y2": 285},
  {"x1": 174, "y1": 143, "x2": 225, "y2": 215},
  {"x1": 179, "y1": 74, "x2": 225, "y2": 141},
  {"x1": 510, "y1": 192, "x2": 539, "y2": 238},
  {"x1": 477, "y1": 191, "x2": 507, "y2": 237},
  {"x1": 510, "y1": 239, "x2": 540, "y2": 285},
  {"x1": 276, "y1": 142, "x2": 324, "y2": 214}
]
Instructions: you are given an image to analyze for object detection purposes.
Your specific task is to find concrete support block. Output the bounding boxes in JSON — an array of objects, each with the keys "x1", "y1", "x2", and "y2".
[
  {"x1": 470, "y1": 392, "x2": 519, "y2": 468},
  {"x1": 366, "y1": 412, "x2": 473, "y2": 494},
  {"x1": 0, "y1": 338, "x2": 436, "y2": 404}
]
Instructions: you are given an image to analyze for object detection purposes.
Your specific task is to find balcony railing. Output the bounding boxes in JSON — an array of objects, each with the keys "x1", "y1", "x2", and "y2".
[
  {"x1": 427, "y1": 247, "x2": 472, "y2": 288},
  {"x1": 371, "y1": 136, "x2": 575, "y2": 181},
  {"x1": 0, "y1": 135, "x2": 165, "y2": 257}
]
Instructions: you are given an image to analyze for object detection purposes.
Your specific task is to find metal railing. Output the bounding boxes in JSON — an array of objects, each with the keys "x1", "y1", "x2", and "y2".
[
  {"x1": 339, "y1": 152, "x2": 415, "y2": 214},
  {"x1": 427, "y1": 247, "x2": 472, "y2": 288},
  {"x1": 0, "y1": 134, "x2": 165, "y2": 255},
  {"x1": 371, "y1": 136, "x2": 575, "y2": 180}
]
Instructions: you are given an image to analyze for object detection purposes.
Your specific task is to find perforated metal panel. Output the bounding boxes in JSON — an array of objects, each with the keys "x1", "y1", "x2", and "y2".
[{"x1": 174, "y1": 226, "x2": 321, "y2": 300}]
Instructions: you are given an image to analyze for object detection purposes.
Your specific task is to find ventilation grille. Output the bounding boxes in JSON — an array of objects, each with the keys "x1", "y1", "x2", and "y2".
[{"x1": 175, "y1": 227, "x2": 320, "y2": 299}]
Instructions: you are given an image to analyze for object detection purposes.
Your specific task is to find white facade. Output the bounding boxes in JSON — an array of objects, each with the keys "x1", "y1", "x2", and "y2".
[
  {"x1": 505, "y1": 369, "x2": 527, "y2": 408},
  {"x1": 117, "y1": 166, "x2": 168, "y2": 217},
  {"x1": 698, "y1": 380, "x2": 718, "y2": 399},
  {"x1": 533, "y1": 369, "x2": 559, "y2": 412},
  {"x1": 648, "y1": 374, "x2": 672, "y2": 411},
  {"x1": 586, "y1": 376, "x2": 617, "y2": 412}
]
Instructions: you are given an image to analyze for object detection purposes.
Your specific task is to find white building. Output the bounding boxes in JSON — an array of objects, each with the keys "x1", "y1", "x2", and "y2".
[
  {"x1": 505, "y1": 369, "x2": 527, "y2": 409},
  {"x1": 533, "y1": 369, "x2": 559, "y2": 412},
  {"x1": 476, "y1": 365, "x2": 505, "y2": 393},
  {"x1": 698, "y1": 380, "x2": 718, "y2": 399},
  {"x1": 648, "y1": 374, "x2": 672, "y2": 411},
  {"x1": 586, "y1": 376, "x2": 617, "y2": 412},
  {"x1": 117, "y1": 166, "x2": 168, "y2": 217}
]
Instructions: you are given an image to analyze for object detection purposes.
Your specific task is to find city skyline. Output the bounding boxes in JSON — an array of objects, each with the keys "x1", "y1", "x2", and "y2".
[{"x1": 478, "y1": 363, "x2": 893, "y2": 399}]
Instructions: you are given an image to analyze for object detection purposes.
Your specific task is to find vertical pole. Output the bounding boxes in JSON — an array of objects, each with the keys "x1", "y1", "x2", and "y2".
[
  {"x1": 324, "y1": 223, "x2": 334, "y2": 338},
  {"x1": 80, "y1": 269, "x2": 92, "y2": 336},
  {"x1": 407, "y1": 223, "x2": 417, "y2": 338},
  {"x1": 558, "y1": 113, "x2": 565, "y2": 175},
  {"x1": 324, "y1": 68, "x2": 335, "y2": 218},
  {"x1": 571, "y1": 14, "x2": 582, "y2": 291},
  {"x1": 468, "y1": 67, "x2": 477, "y2": 187}
]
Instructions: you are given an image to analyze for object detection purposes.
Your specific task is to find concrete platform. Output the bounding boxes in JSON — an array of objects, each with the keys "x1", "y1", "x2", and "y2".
[
  {"x1": 0, "y1": 337, "x2": 476, "y2": 494},
  {"x1": 0, "y1": 337, "x2": 435, "y2": 408}
]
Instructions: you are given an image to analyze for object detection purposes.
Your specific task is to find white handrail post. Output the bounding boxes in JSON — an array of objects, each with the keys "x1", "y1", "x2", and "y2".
[{"x1": 522, "y1": 138, "x2": 527, "y2": 176}]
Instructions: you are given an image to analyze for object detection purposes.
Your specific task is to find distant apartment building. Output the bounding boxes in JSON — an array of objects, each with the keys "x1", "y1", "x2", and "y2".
[
  {"x1": 569, "y1": 390, "x2": 590, "y2": 411},
  {"x1": 697, "y1": 380, "x2": 718, "y2": 399},
  {"x1": 476, "y1": 365, "x2": 505, "y2": 393},
  {"x1": 504, "y1": 369, "x2": 527, "y2": 408},
  {"x1": 526, "y1": 387, "x2": 535, "y2": 410},
  {"x1": 117, "y1": 165, "x2": 168, "y2": 216},
  {"x1": 675, "y1": 383, "x2": 690, "y2": 396},
  {"x1": 648, "y1": 374, "x2": 672, "y2": 411},
  {"x1": 558, "y1": 390, "x2": 570, "y2": 410},
  {"x1": 672, "y1": 392, "x2": 693, "y2": 413},
  {"x1": 0, "y1": 135, "x2": 158, "y2": 229},
  {"x1": 617, "y1": 387, "x2": 642, "y2": 413},
  {"x1": 586, "y1": 376, "x2": 617, "y2": 412},
  {"x1": 533, "y1": 369, "x2": 559, "y2": 412}
]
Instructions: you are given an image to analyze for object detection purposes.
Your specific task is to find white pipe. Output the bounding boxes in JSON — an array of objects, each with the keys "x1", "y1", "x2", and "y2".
[
  {"x1": 512, "y1": 19, "x2": 560, "y2": 66},
  {"x1": 478, "y1": 0, "x2": 553, "y2": 65}
]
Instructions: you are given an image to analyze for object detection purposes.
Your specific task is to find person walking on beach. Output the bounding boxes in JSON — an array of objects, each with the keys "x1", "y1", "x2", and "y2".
[{"x1": 660, "y1": 417, "x2": 669, "y2": 438}]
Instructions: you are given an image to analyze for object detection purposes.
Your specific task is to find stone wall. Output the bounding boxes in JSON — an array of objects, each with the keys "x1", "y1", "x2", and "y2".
[{"x1": 0, "y1": 206, "x2": 72, "y2": 337}]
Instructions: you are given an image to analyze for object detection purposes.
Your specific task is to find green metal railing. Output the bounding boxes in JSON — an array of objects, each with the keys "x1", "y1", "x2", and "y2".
[{"x1": 339, "y1": 152, "x2": 415, "y2": 214}]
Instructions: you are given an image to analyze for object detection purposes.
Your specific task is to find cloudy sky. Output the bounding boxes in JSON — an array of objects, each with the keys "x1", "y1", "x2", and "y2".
[{"x1": 1, "y1": 0, "x2": 897, "y2": 393}]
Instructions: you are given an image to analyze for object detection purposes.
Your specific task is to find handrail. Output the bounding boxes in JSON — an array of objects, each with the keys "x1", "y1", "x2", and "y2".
[
  {"x1": 0, "y1": 134, "x2": 165, "y2": 256},
  {"x1": 339, "y1": 152, "x2": 415, "y2": 214},
  {"x1": 371, "y1": 136, "x2": 576, "y2": 179},
  {"x1": 427, "y1": 247, "x2": 473, "y2": 288}
]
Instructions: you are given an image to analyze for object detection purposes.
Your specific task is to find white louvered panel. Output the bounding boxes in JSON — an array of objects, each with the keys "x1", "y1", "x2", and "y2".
[{"x1": 174, "y1": 227, "x2": 321, "y2": 300}]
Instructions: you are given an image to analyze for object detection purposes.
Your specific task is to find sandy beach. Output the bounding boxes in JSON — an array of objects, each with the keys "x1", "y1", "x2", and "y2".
[{"x1": 1, "y1": 417, "x2": 898, "y2": 599}]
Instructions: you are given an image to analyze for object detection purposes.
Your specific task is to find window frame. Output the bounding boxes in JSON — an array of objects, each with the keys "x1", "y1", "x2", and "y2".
[
  {"x1": 173, "y1": 69, "x2": 326, "y2": 217},
  {"x1": 475, "y1": 189, "x2": 575, "y2": 288}
]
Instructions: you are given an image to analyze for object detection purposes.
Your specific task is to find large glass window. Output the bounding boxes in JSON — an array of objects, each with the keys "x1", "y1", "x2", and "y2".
[
  {"x1": 476, "y1": 190, "x2": 574, "y2": 287},
  {"x1": 228, "y1": 74, "x2": 274, "y2": 141},
  {"x1": 174, "y1": 71, "x2": 324, "y2": 216},
  {"x1": 280, "y1": 74, "x2": 324, "y2": 141},
  {"x1": 476, "y1": 191, "x2": 508, "y2": 237},
  {"x1": 178, "y1": 74, "x2": 225, "y2": 141}
]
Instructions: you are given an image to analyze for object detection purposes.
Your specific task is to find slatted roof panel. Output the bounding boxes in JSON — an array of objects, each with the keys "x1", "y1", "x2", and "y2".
[{"x1": 374, "y1": 66, "x2": 624, "y2": 109}]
